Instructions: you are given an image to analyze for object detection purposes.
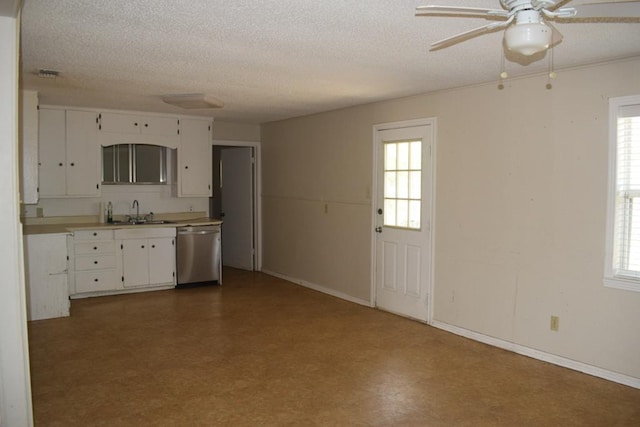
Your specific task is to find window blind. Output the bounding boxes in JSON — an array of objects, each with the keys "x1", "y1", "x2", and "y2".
[{"x1": 613, "y1": 109, "x2": 640, "y2": 278}]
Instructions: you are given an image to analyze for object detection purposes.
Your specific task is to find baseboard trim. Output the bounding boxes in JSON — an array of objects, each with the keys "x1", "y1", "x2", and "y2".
[
  {"x1": 431, "y1": 320, "x2": 640, "y2": 390},
  {"x1": 261, "y1": 269, "x2": 372, "y2": 307}
]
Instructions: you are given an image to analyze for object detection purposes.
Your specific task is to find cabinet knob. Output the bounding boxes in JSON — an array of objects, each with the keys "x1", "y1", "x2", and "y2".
[
  {"x1": 93, "y1": 246, "x2": 97, "y2": 250},
  {"x1": 134, "y1": 122, "x2": 138, "y2": 126},
  {"x1": 59, "y1": 163, "x2": 63, "y2": 167},
  {"x1": 94, "y1": 261, "x2": 98, "y2": 264},
  {"x1": 93, "y1": 232, "x2": 97, "y2": 236},
  {"x1": 144, "y1": 123, "x2": 148, "y2": 127},
  {"x1": 152, "y1": 244, "x2": 155, "y2": 248},
  {"x1": 185, "y1": 166, "x2": 189, "y2": 169},
  {"x1": 141, "y1": 245, "x2": 145, "y2": 249},
  {"x1": 94, "y1": 278, "x2": 99, "y2": 282},
  {"x1": 70, "y1": 162, "x2": 75, "y2": 166}
]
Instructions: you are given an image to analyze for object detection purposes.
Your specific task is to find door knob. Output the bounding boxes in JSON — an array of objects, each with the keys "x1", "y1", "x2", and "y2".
[{"x1": 375, "y1": 226, "x2": 383, "y2": 233}]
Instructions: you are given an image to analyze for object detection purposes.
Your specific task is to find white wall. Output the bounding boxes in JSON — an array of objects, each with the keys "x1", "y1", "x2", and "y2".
[
  {"x1": 261, "y1": 57, "x2": 640, "y2": 382},
  {"x1": 0, "y1": 12, "x2": 34, "y2": 427}
]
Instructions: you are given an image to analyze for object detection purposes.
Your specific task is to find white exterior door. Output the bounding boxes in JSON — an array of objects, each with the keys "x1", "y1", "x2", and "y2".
[
  {"x1": 221, "y1": 147, "x2": 254, "y2": 270},
  {"x1": 374, "y1": 121, "x2": 433, "y2": 322}
]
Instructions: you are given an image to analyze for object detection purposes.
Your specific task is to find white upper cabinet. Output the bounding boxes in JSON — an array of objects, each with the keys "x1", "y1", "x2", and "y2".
[
  {"x1": 39, "y1": 108, "x2": 101, "y2": 198},
  {"x1": 38, "y1": 108, "x2": 67, "y2": 197},
  {"x1": 178, "y1": 118, "x2": 212, "y2": 197},
  {"x1": 20, "y1": 90, "x2": 39, "y2": 204},
  {"x1": 66, "y1": 110, "x2": 101, "y2": 196},
  {"x1": 98, "y1": 112, "x2": 179, "y2": 148},
  {"x1": 37, "y1": 107, "x2": 213, "y2": 199}
]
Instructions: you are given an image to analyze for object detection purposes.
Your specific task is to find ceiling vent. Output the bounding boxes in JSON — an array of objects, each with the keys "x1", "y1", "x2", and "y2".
[{"x1": 161, "y1": 93, "x2": 224, "y2": 109}]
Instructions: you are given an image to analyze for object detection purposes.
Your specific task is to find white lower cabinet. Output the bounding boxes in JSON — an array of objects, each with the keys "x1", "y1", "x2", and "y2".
[
  {"x1": 24, "y1": 233, "x2": 70, "y2": 320},
  {"x1": 68, "y1": 227, "x2": 176, "y2": 298},
  {"x1": 116, "y1": 228, "x2": 176, "y2": 289}
]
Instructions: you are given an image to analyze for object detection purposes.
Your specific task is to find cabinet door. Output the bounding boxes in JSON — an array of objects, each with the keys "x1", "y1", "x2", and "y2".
[
  {"x1": 121, "y1": 238, "x2": 149, "y2": 288},
  {"x1": 179, "y1": 119, "x2": 212, "y2": 197},
  {"x1": 20, "y1": 90, "x2": 39, "y2": 204},
  {"x1": 66, "y1": 110, "x2": 100, "y2": 196},
  {"x1": 99, "y1": 112, "x2": 141, "y2": 134},
  {"x1": 141, "y1": 116, "x2": 178, "y2": 137},
  {"x1": 24, "y1": 234, "x2": 70, "y2": 320},
  {"x1": 38, "y1": 108, "x2": 66, "y2": 197},
  {"x1": 148, "y1": 237, "x2": 175, "y2": 285}
]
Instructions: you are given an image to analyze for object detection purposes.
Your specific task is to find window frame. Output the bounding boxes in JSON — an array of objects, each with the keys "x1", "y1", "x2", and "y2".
[
  {"x1": 102, "y1": 143, "x2": 168, "y2": 185},
  {"x1": 604, "y1": 94, "x2": 640, "y2": 292}
]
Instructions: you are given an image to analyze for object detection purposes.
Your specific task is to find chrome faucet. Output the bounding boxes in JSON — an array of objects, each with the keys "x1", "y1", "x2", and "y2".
[{"x1": 132, "y1": 199, "x2": 140, "y2": 220}]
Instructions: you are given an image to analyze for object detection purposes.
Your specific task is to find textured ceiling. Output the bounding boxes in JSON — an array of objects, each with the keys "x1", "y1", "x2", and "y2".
[{"x1": 19, "y1": 0, "x2": 640, "y2": 124}]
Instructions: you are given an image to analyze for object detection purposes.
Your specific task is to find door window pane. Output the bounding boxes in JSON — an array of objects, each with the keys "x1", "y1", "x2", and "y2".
[{"x1": 383, "y1": 139, "x2": 422, "y2": 230}]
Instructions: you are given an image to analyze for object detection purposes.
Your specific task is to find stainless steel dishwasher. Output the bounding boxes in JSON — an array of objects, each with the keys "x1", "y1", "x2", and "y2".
[{"x1": 176, "y1": 225, "x2": 222, "y2": 285}]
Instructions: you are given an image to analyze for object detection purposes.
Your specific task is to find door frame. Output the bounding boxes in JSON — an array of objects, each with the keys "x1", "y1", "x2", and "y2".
[
  {"x1": 370, "y1": 118, "x2": 437, "y2": 324},
  {"x1": 213, "y1": 139, "x2": 262, "y2": 271}
]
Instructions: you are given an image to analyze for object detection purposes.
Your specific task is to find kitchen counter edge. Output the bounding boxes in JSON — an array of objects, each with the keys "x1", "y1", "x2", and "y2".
[{"x1": 23, "y1": 218, "x2": 223, "y2": 235}]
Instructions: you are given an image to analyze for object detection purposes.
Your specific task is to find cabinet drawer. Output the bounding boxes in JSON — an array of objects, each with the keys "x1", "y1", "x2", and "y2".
[
  {"x1": 74, "y1": 254, "x2": 116, "y2": 271},
  {"x1": 73, "y1": 230, "x2": 114, "y2": 241},
  {"x1": 75, "y1": 240, "x2": 114, "y2": 255},
  {"x1": 75, "y1": 270, "x2": 119, "y2": 293}
]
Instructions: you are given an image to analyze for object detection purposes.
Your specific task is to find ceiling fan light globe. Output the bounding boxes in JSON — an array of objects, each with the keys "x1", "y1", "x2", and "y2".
[{"x1": 504, "y1": 23, "x2": 552, "y2": 56}]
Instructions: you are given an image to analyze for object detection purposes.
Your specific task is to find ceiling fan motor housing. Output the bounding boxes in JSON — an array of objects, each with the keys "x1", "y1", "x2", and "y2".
[{"x1": 504, "y1": 9, "x2": 552, "y2": 55}]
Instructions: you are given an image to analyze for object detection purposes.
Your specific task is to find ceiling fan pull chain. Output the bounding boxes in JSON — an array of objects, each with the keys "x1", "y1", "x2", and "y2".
[
  {"x1": 546, "y1": 46, "x2": 556, "y2": 90},
  {"x1": 498, "y1": 52, "x2": 508, "y2": 90}
]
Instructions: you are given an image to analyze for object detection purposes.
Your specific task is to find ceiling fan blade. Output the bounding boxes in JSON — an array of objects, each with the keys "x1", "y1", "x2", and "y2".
[
  {"x1": 569, "y1": 1, "x2": 640, "y2": 19},
  {"x1": 416, "y1": 5, "x2": 509, "y2": 18},
  {"x1": 429, "y1": 19, "x2": 512, "y2": 51}
]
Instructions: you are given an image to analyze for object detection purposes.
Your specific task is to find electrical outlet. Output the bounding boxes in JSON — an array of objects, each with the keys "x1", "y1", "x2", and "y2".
[{"x1": 550, "y1": 315, "x2": 560, "y2": 332}]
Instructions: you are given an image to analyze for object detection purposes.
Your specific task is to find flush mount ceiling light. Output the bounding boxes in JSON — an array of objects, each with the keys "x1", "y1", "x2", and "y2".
[
  {"x1": 37, "y1": 69, "x2": 59, "y2": 79},
  {"x1": 161, "y1": 93, "x2": 224, "y2": 109}
]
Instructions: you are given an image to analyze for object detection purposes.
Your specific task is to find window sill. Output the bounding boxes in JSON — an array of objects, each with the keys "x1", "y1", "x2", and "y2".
[{"x1": 603, "y1": 276, "x2": 640, "y2": 293}]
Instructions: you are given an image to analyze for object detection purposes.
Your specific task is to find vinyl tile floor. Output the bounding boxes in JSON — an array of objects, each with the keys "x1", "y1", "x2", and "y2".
[{"x1": 28, "y1": 268, "x2": 640, "y2": 426}]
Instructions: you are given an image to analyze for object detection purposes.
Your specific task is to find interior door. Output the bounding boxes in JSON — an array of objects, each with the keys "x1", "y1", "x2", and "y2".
[
  {"x1": 374, "y1": 123, "x2": 433, "y2": 322},
  {"x1": 221, "y1": 147, "x2": 254, "y2": 270}
]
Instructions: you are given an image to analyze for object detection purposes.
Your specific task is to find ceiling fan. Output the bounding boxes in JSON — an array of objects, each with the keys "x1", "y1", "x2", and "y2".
[{"x1": 416, "y1": 0, "x2": 640, "y2": 56}]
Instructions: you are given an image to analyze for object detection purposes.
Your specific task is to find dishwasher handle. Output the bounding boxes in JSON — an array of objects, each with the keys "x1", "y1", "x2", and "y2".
[
  {"x1": 177, "y1": 226, "x2": 220, "y2": 235},
  {"x1": 179, "y1": 230, "x2": 218, "y2": 236}
]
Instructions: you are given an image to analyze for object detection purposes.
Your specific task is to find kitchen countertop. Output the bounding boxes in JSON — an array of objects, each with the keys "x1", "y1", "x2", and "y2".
[{"x1": 23, "y1": 217, "x2": 223, "y2": 235}]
